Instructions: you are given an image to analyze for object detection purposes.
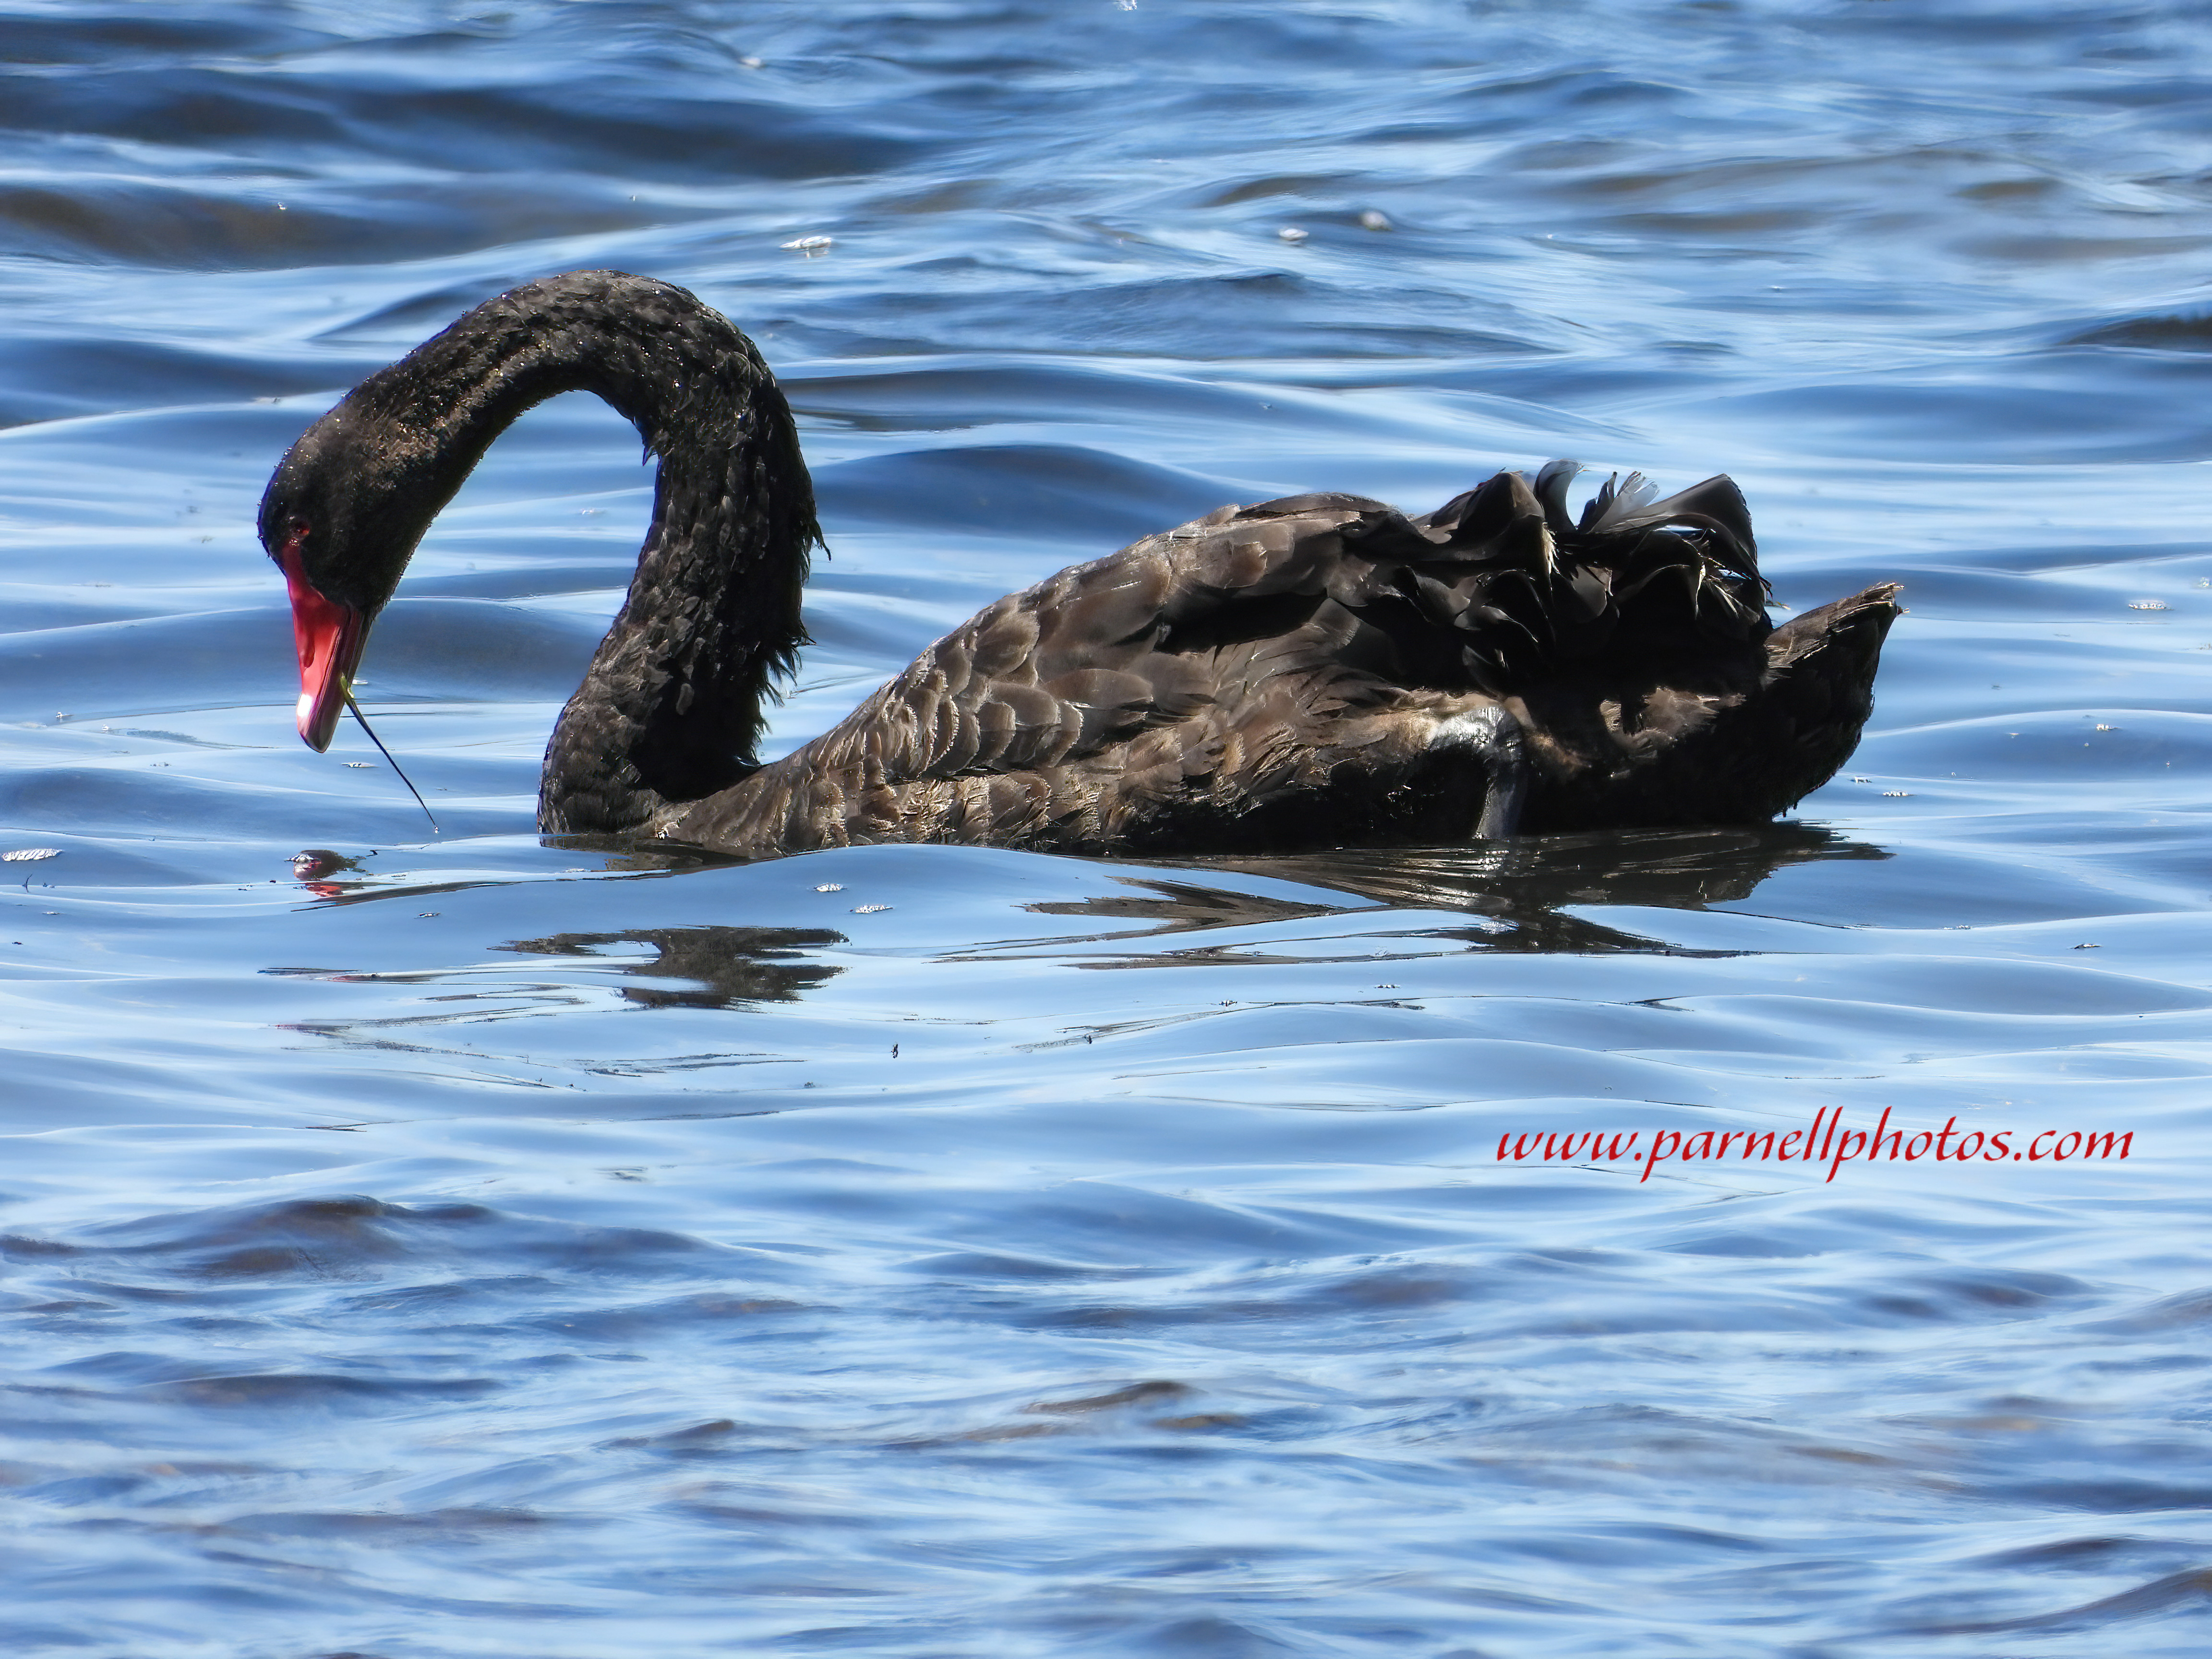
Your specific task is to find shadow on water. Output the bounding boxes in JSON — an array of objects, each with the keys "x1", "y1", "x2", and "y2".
[
  {"x1": 289, "y1": 838, "x2": 741, "y2": 903},
  {"x1": 1028, "y1": 824, "x2": 1888, "y2": 959},
  {"x1": 266, "y1": 924, "x2": 846, "y2": 1019},
  {"x1": 499, "y1": 926, "x2": 847, "y2": 1010}
]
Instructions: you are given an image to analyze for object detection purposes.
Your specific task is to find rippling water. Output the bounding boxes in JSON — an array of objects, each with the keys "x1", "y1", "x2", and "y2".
[{"x1": 6, "y1": 3, "x2": 2212, "y2": 1654}]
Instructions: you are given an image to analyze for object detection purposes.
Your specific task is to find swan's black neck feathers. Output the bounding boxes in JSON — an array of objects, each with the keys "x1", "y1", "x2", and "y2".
[{"x1": 275, "y1": 271, "x2": 818, "y2": 834}]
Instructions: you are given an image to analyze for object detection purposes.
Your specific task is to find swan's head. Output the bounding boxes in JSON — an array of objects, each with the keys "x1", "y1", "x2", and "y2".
[{"x1": 261, "y1": 393, "x2": 449, "y2": 752}]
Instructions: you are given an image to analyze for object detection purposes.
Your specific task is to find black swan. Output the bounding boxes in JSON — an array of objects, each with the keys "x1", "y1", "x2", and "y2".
[{"x1": 264, "y1": 270, "x2": 1899, "y2": 857}]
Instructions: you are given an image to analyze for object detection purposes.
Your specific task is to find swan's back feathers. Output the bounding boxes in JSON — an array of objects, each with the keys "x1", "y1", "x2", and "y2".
[
  {"x1": 659, "y1": 464, "x2": 1883, "y2": 856},
  {"x1": 669, "y1": 494, "x2": 1393, "y2": 853}
]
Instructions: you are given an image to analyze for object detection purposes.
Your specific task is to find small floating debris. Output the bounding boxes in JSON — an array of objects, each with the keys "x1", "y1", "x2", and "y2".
[
  {"x1": 345, "y1": 761, "x2": 375, "y2": 769},
  {"x1": 814, "y1": 883, "x2": 843, "y2": 893},
  {"x1": 781, "y1": 235, "x2": 834, "y2": 253},
  {"x1": 2095, "y1": 723, "x2": 2118, "y2": 732},
  {"x1": 2128, "y1": 600, "x2": 2169, "y2": 611},
  {"x1": 1358, "y1": 209, "x2": 1392, "y2": 232},
  {"x1": 2, "y1": 848, "x2": 60, "y2": 863},
  {"x1": 1882, "y1": 791, "x2": 1911, "y2": 798},
  {"x1": 1277, "y1": 226, "x2": 1309, "y2": 243},
  {"x1": 850, "y1": 903, "x2": 892, "y2": 914},
  {"x1": 1851, "y1": 776, "x2": 1871, "y2": 783},
  {"x1": 739, "y1": 55, "x2": 765, "y2": 69},
  {"x1": 2074, "y1": 942, "x2": 2101, "y2": 950}
]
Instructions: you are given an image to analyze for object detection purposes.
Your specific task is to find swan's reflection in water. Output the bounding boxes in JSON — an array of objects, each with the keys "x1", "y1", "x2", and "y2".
[
  {"x1": 279, "y1": 829, "x2": 1881, "y2": 1019},
  {"x1": 288, "y1": 840, "x2": 733, "y2": 906},
  {"x1": 1025, "y1": 825, "x2": 1886, "y2": 960},
  {"x1": 499, "y1": 926, "x2": 847, "y2": 1009}
]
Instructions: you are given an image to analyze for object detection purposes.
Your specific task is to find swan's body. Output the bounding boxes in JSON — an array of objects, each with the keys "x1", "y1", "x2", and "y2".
[{"x1": 264, "y1": 271, "x2": 1899, "y2": 857}]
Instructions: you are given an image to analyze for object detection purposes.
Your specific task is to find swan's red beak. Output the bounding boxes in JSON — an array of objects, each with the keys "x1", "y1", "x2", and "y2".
[{"x1": 278, "y1": 541, "x2": 365, "y2": 753}]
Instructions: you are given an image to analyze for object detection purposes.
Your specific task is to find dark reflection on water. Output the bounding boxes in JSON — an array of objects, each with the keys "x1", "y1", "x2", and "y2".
[
  {"x1": 1014, "y1": 827, "x2": 1886, "y2": 962},
  {"x1": 6, "y1": 1, "x2": 2212, "y2": 1655},
  {"x1": 1215, "y1": 824, "x2": 1888, "y2": 951},
  {"x1": 502, "y1": 926, "x2": 847, "y2": 1009},
  {"x1": 289, "y1": 838, "x2": 736, "y2": 903}
]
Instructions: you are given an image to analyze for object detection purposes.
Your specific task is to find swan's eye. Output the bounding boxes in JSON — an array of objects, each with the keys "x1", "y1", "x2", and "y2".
[{"x1": 288, "y1": 515, "x2": 311, "y2": 541}]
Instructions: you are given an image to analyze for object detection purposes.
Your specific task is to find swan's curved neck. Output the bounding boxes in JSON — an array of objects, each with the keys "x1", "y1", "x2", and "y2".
[{"x1": 356, "y1": 273, "x2": 817, "y2": 834}]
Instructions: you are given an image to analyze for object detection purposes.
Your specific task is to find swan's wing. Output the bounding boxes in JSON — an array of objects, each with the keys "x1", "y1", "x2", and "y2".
[
  {"x1": 662, "y1": 468, "x2": 1827, "y2": 854},
  {"x1": 665, "y1": 492, "x2": 1465, "y2": 852},
  {"x1": 802, "y1": 467, "x2": 1774, "y2": 788},
  {"x1": 817, "y1": 490, "x2": 1427, "y2": 780},
  {"x1": 1407, "y1": 467, "x2": 1769, "y2": 691}
]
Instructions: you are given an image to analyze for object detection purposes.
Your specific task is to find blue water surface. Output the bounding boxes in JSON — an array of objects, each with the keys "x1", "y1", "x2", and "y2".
[{"x1": 5, "y1": 3, "x2": 2212, "y2": 1655}]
